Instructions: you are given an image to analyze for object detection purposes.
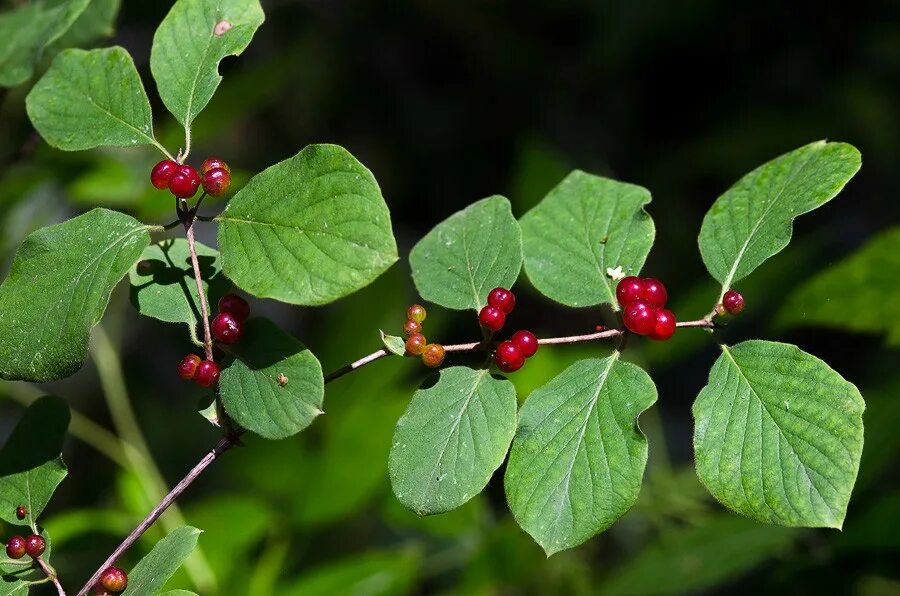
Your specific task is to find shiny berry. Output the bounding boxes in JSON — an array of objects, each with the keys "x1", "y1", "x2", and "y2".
[
  {"x1": 623, "y1": 299, "x2": 656, "y2": 335},
  {"x1": 723, "y1": 290, "x2": 745, "y2": 314},
  {"x1": 511, "y1": 330, "x2": 539, "y2": 358},
  {"x1": 99, "y1": 566, "x2": 128, "y2": 594},
  {"x1": 478, "y1": 306, "x2": 506, "y2": 332},
  {"x1": 168, "y1": 165, "x2": 201, "y2": 198},
  {"x1": 24, "y1": 534, "x2": 45, "y2": 558},
  {"x1": 649, "y1": 308, "x2": 676, "y2": 341},
  {"x1": 403, "y1": 319, "x2": 422, "y2": 336},
  {"x1": 150, "y1": 160, "x2": 178, "y2": 189},
  {"x1": 494, "y1": 341, "x2": 525, "y2": 373},
  {"x1": 202, "y1": 167, "x2": 231, "y2": 197},
  {"x1": 421, "y1": 344, "x2": 445, "y2": 368},
  {"x1": 487, "y1": 287, "x2": 516, "y2": 314},
  {"x1": 5, "y1": 536, "x2": 25, "y2": 559},
  {"x1": 641, "y1": 278, "x2": 668, "y2": 308},
  {"x1": 406, "y1": 304, "x2": 427, "y2": 324},
  {"x1": 616, "y1": 276, "x2": 644, "y2": 307},
  {"x1": 201, "y1": 157, "x2": 230, "y2": 175},
  {"x1": 194, "y1": 360, "x2": 220, "y2": 388},
  {"x1": 405, "y1": 333, "x2": 427, "y2": 356},
  {"x1": 218, "y1": 293, "x2": 250, "y2": 321},
  {"x1": 211, "y1": 312, "x2": 243, "y2": 344},
  {"x1": 178, "y1": 354, "x2": 202, "y2": 380},
  {"x1": 15, "y1": 506, "x2": 26, "y2": 520}
]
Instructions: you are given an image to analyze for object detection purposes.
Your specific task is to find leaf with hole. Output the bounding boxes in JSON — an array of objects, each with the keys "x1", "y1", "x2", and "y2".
[{"x1": 122, "y1": 526, "x2": 201, "y2": 596}]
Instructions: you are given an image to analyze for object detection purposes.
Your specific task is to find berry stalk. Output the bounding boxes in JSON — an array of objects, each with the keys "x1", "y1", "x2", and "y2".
[{"x1": 182, "y1": 208, "x2": 214, "y2": 361}]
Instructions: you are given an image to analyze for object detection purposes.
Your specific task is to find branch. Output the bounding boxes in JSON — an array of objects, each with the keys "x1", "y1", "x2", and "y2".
[
  {"x1": 36, "y1": 557, "x2": 65, "y2": 596},
  {"x1": 183, "y1": 208, "x2": 214, "y2": 361}
]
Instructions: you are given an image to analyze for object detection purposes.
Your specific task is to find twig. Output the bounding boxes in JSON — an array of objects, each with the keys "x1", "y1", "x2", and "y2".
[
  {"x1": 36, "y1": 557, "x2": 65, "y2": 596},
  {"x1": 183, "y1": 211, "x2": 214, "y2": 361}
]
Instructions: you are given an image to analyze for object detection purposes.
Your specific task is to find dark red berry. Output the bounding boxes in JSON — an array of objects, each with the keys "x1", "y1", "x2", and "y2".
[
  {"x1": 487, "y1": 287, "x2": 516, "y2": 314},
  {"x1": 478, "y1": 306, "x2": 506, "y2": 332},
  {"x1": 178, "y1": 354, "x2": 201, "y2": 380},
  {"x1": 407, "y1": 304, "x2": 427, "y2": 324},
  {"x1": 421, "y1": 344, "x2": 445, "y2": 368},
  {"x1": 641, "y1": 278, "x2": 668, "y2": 308},
  {"x1": 168, "y1": 165, "x2": 201, "y2": 198},
  {"x1": 194, "y1": 360, "x2": 220, "y2": 388},
  {"x1": 511, "y1": 330, "x2": 539, "y2": 358},
  {"x1": 15, "y1": 506, "x2": 26, "y2": 520},
  {"x1": 623, "y1": 299, "x2": 656, "y2": 335},
  {"x1": 202, "y1": 167, "x2": 231, "y2": 197},
  {"x1": 99, "y1": 566, "x2": 128, "y2": 594},
  {"x1": 405, "y1": 333, "x2": 427, "y2": 356},
  {"x1": 723, "y1": 290, "x2": 745, "y2": 314},
  {"x1": 201, "y1": 157, "x2": 230, "y2": 175},
  {"x1": 218, "y1": 293, "x2": 250, "y2": 321},
  {"x1": 494, "y1": 341, "x2": 525, "y2": 373},
  {"x1": 5, "y1": 536, "x2": 25, "y2": 559},
  {"x1": 649, "y1": 308, "x2": 676, "y2": 341},
  {"x1": 616, "y1": 276, "x2": 644, "y2": 307},
  {"x1": 150, "y1": 159, "x2": 178, "y2": 190},
  {"x1": 403, "y1": 319, "x2": 422, "y2": 336},
  {"x1": 24, "y1": 534, "x2": 45, "y2": 558},
  {"x1": 211, "y1": 312, "x2": 243, "y2": 344}
]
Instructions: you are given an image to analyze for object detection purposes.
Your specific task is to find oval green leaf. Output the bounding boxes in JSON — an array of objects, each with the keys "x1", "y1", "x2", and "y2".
[
  {"x1": 409, "y1": 196, "x2": 522, "y2": 311},
  {"x1": 693, "y1": 340, "x2": 864, "y2": 528},
  {"x1": 217, "y1": 144, "x2": 398, "y2": 305},
  {"x1": 219, "y1": 318, "x2": 324, "y2": 440},
  {"x1": 698, "y1": 141, "x2": 861, "y2": 294},
  {"x1": 389, "y1": 367, "x2": 517, "y2": 515},
  {"x1": 122, "y1": 526, "x2": 201, "y2": 596},
  {"x1": 0, "y1": 208, "x2": 151, "y2": 382},
  {"x1": 520, "y1": 170, "x2": 655, "y2": 308},
  {"x1": 505, "y1": 355, "x2": 657, "y2": 556}
]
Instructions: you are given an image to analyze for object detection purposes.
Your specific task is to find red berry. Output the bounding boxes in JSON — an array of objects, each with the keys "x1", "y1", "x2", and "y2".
[
  {"x1": 421, "y1": 344, "x2": 445, "y2": 368},
  {"x1": 201, "y1": 157, "x2": 231, "y2": 175},
  {"x1": 194, "y1": 360, "x2": 220, "y2": 388},
  {"x1": 494, "y1": 341, "x2": 525, "y2": 373},
  {"x1": 202, "y1": 167, "x2": 231, "y2": 197},
  {"x1": 5, "y1": 536, "x2": 25, "y2": 559},
  {"x1": 616, "y1": 276, "x2": 644, "y2": 307},
  {"x1": 15, "y1": 506, "x2": 26, "y2": 520},
  {"x1": 407, "y1": 304, "x2": 427, "y2": 324},
  {"x1": 99, "y1": 566, "x2": 128, "y2": 594},
  {"x1": 723, "y1": 290, "x2": 745, "y2": 314},
  {"x1": 478, "y1": 306, "x2": 506, "y2": 332},
  {"x1": 150, "y1": 159, "x2": 178, "y2": 189},
  {"x1": 405, "y1": 333, "x2": 427, "y2": 355},
  {"x1": 178, "y1": 354, "x2": 201, "y2": 380},
  {"x1": 218, "y1": 293, "x2": 250, "y2": 321},
  {"x1": 511, "y1": 330, "x2": 539, "y2": 358},
  {"x1": 623, "y1": 300, "x2": 656, "y2": 335},
  {"x1": 168, "y1": 165, "x2": 201, "y2": 198},
  {"x1": 211, "y1": 312, "x2": 243, "y2": 344},
  {"x1": 487, "y1": 287, "x2": 516, "y2": 314},
  {"x1": 641, "y1": 278, "x2": 668, "y2": 308},
  {"x1": 649, "y1": 308, "x2": 676, "y2": 341},
  {"x1": 403, "y1": 319, "x2": 422, "y2": 336},
  {"x1": 24, "y1": 534, "x2": 45, "y2": 558}
]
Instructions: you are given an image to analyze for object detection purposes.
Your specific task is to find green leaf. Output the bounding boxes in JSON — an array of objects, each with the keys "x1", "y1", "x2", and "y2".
[
  {"x1": 0, "y1": 397, "x2": 69, "y2": 528},
  {"x1": 49, "y1": 0, "x2": 121, "y2": 51},
  {"x1": 505, "y1": 355, "x2": 657, "y2": 555},
  {"x1": 379, "y1": 330, "x2": 406, "y2": 356},
  {"x1": 150, "y1": 0, "x2": 264, "y2": 132},
  {"x1": 122, "y1": 526, "x2": 201, "y2": 596},
  {"x1": 219, "y1": 317, "x2": 324, "y2": 440},
  {"x1": 279, "y1": 549, "x2": 421, "y2": 596},
  {"x1": 0, "y1": 0, "x2": 90, "y2": 87},
  {"x1": 409, "y1": 196, "x2": 522, "y2": 311},
  {"x1": 26, "y1": 47, "x2": 160, "y2": 152},
  {"x1": 217, "y1": 144, "x2": 397, "y2": 305},
  {"x1": 128, "y1": 238, "x2": 229, "y2": 332},
  {"x1": 693, "y1": 340, "x2": 864, "y2": 528},
  {"x1": 776, "y1": 227, "x2": 900, "y2": 346},
  {"x1": 520, "y1": 171, "x2": 655, "y2": 308},
  {"x1": 698, "y1": 141, "x2": 861, "y2": 293},
  {"x1": 0, "y1": 208, "x2": 151, "y2": 382},
  {"x1": 389, "y1": 367, "x2": 517, "y2": 515}
]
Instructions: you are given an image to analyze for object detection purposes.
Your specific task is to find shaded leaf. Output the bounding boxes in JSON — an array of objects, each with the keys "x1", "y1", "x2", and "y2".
[
  {"x1": 278, "y1": 549, "x2": 421, "y2": 596},
  {"x1": 49, "y1": 0, "x2": 120, "y2": 52},
  {"x1": 122, "y1": 526, "x2": 201, "y2": 596}
]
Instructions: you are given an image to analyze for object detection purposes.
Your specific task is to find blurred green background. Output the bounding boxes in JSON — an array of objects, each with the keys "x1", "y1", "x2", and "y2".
[{"x1": 1, "y1": 0, "x2": 899, "y2": 594}]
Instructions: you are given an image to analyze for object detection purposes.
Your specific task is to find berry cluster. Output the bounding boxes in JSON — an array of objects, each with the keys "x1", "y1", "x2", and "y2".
[
  {"x1": 95, "y1": 565, "x2": 128, "y2": 594},
  {"x1": 402, "y1": 304, "x2": 445, "y2": 368},
  {"x1": 150, "y1": 157, "x2": 232, "y2": 199},
  {"x1": 616, "y1": 276, "x2": 676, "y2": 340},
  {"x1": 478, "y1": 287, "x2": 516, "y2": 332},
  {"x1": 5, "y1": 533, "x2": 45, "y2": 559},
  {"x1": 494, "y1": 330, "x2": 539, "y2": 373},
  {"x1": 179, "y1": 293, "x2": 250, "y2": 388}
]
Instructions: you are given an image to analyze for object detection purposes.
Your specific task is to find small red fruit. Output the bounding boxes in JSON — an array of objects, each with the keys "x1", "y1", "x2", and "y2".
[
  {"x1": 218, "y1": 293, "x2": 250, "y2": 321},
  {"x1": 211, "y1": 312, "x2": 243, "y2": 344},
  {"x1": 5, "y1": 536, "x2": 25, "y2": 559},
  {"x1": 494, "y1": 341, "x2": 525, "y2": 373},
  {"x1": 641, "y1": 278, "x2": 668, "y2": 308},
  {"x1": 178, "y1": 354, "x2": 202, "y2": 380},
  {"x1": 407, "y1": 304, "x2": 427, "y2": 324},
  {"x1": 623, "y1": 299, "x2": 656, "y2": 335},
  {"x1": 421, "y1": 344, "x2": 445, "y2": 368},
  {"x1": 150, "y1": 159, "x2": 178, "y2": 189},
  {"x1": 616, "y1": 276, "x2": 644, "y2": 307},
  {"x1": 201, "y1": 157, "x2": 230, "y2": 175},
  {"x1": 168, "y1": 165, "x2": 201, "y2": 198},
  {"x1": 487, "y1": 287, "x2": 516, "y2": 314},
  {"x1": 403, "y1": 319, "x2": 422, "y2": 336},
  {"x1": 99, "y1": 566, "x2": 128, "y2": 594},
  {"x1": 15, "y1": 506, "x2": 26, "y2": 520},
  {"x1": 649, "y1": 308, "x2": 676, "y2": 341},
  {"x1": 511, "y1": 330, "x2": 539, "y2": 358},
  {"x1": 722, "y1": 290, "x2": 745, "y2": 314},
  {"x1": 195, "y1": 360, "x2": 220, "y2": 388},
  {"x1": 478, "y1": 306, "x2": 506, "y2": 332},
  {"x1": 405, "y1": 333, "x2": 427, "y2": 355},
  {"x1": 24, "y1": 534, "x2": 45, "y2": 558},
  {"x1": 202, "y1": 167, "x2": 231, "y2": 197}
]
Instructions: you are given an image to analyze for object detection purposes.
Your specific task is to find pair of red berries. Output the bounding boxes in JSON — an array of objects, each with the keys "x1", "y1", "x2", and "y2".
[
  {"x1": 5, "y1": 534, "x2": 45, "y2": 559},
  {"x1": 95, "y1": 566, "x2": 128, "y2": 594},
  {"x1": 402, "y1": 304, "x2": 446, "y2": 368},
  {"x1": 478, "y1": 288, "x2": 516, "y2": 332},
  {"x1": 179, "y1": 293, "x2": 250, "y2": 387},
  {"x1": 616, "y1": 276, "x2": 676, "y2": 340},
  {"x1": 150, "y1": 157, "x2": 231, "y2": 199},
  {"x1": 494, "y1": 330, "x2": 539, "y2": 373}
]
